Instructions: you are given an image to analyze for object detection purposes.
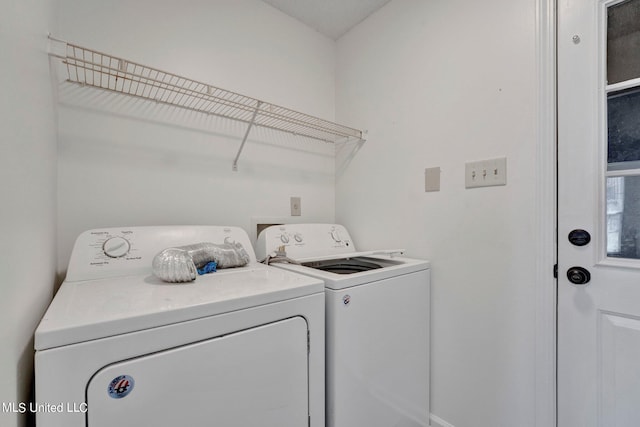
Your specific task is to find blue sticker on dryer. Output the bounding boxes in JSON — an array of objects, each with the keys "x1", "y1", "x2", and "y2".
[{"x1": 108, "y1": 375, "x2": 135, "y2": 399}]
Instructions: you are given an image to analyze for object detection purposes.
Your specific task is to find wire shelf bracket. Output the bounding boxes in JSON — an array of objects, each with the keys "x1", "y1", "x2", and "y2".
[
  {"x1": 48, "y1": 36, "x2": 366, "y2": 171},
  {"x1": 233, "y1": 101, "x2": 262, "y2": 172}
]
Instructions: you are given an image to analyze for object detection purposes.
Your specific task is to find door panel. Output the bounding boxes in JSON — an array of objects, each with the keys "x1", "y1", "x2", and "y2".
[
  {"x1": 558, "y1": 0, "x2": 640, "y2": 425},
  {"x1": 600, "y1": 312, "x2": 640, "y2": 426},
  {"x1": 87, "y1": 317, "x2": 309, "y2": 427}
]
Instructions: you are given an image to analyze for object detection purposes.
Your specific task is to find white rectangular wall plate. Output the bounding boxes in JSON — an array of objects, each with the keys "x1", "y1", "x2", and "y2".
[
  {"x1": 425, "y1": 167, "x2": 441, "y2": 192},
  {"x1": 465, "y1": 157, "x2": 507, "y2": 188},
  {"x1": 290, "y1": 197, "x2": 302, "y2": 216}
]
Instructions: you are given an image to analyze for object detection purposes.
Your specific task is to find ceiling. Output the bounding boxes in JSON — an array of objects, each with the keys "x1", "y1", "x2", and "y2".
[{"x1": 261, "y1": 0, "x2": 392, "y2": 40}]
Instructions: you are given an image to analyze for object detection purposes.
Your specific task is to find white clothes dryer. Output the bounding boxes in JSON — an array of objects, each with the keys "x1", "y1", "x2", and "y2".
[
  {"x1": 35, "y1": 226, "x2": 324, "y2": 427},
  {"x1": 256, "y1": 224, "x2": 430, "y2": 427}
]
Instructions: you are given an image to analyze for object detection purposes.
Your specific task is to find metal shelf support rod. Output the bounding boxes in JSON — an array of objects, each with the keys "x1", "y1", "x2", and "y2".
[{"x1": 233, "y1": 101, "x2": 262, "y2": 171}]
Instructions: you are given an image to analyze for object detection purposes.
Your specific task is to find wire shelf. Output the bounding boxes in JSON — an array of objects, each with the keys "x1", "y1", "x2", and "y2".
[{"x1": 49, "y1": 38, "x2": 364, "y2": 169}]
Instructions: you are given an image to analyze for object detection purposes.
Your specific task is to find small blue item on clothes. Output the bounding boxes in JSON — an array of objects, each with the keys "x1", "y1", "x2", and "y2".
[{"x1": 197, "y1": 261, "x2": 217, "y2": 275}]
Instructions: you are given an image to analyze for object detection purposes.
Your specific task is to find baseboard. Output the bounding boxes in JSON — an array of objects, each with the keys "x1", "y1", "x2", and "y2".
[{"x1": 430, "y1": 413, "x2": 456, "y2": 427}]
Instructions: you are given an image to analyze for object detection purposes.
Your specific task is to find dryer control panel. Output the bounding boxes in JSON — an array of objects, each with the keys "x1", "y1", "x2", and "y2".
[
  {"x1": 256, "y1": 224, "x2": 355, "y2": 261},
  {"x1": 66, "y1": 226, "x2": 256, "y2": 282}
]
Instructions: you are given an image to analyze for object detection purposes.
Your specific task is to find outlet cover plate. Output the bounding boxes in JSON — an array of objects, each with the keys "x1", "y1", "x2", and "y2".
[{"x1": 290, "y1": 197, "x2": 301, "y2": 216}]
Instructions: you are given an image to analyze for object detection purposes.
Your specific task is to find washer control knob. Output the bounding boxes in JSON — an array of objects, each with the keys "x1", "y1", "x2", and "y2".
[
  {"x1": 294, "y1": 233, "x2": 303, "y2": 243},
  {"x1": 280, "y1": 234, "x2": 290, "y2": 244},
  {"x1": 331, "y1": 230, "x2": 342, "y2": 242},
  {"x1": 103, "y1": 236, "x2": 130, "y2": 258}
]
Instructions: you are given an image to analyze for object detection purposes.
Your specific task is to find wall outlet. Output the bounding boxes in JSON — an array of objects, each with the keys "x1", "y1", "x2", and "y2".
[
  {"x1": 290, "y1": 197, "x2": 301, "y2": 216},
  {"x1": 465, "y1": 157, "x2": 507, "y2": 188}
]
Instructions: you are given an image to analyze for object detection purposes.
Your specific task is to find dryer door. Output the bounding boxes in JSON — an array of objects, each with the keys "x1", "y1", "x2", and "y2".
[{"x1": 86, "y1": 316, "x2": 309, "y2": 427}]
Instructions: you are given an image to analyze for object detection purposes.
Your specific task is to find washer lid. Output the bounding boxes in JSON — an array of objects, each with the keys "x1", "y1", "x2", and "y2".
[
  {"x1": 35, "y1": 263, "x2": 323, "y2": 351},
  {"x1": 271, "y1": 252, "x2": 430, "y2": 290}
]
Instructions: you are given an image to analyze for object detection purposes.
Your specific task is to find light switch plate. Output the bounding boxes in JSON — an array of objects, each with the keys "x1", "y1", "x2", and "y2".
[{"x1": 465, "y1": 157, "x2": 507, "y2": 188}]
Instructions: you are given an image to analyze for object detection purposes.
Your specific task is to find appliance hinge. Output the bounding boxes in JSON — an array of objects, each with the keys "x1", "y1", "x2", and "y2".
[{"x1": 553, "y1": 264, "x2": 558, "y2": 279}]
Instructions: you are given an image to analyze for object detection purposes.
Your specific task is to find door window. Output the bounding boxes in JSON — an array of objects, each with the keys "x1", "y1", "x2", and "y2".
[{"x1": 605, "y1": 0, "x2": 640, "y2": 259}]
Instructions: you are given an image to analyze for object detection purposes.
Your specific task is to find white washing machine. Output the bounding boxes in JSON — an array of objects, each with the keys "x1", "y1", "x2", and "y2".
[
  {"x1": 256, "y1": 223, "x2": 430, "y2": 427},
  {"x1": 35, "y1": 226, "x2": 325, "y2": 427}
]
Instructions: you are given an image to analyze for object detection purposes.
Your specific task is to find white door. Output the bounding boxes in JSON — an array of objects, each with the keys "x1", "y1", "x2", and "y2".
[
  {"x1": 87, "y1": 317, "x2": 309, "y2": 427},
  {"x1": 558, "y1": 0, "x2": 640, "y2": 425}
]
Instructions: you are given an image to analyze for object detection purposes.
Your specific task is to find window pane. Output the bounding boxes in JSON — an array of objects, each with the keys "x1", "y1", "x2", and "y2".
[
  {"x1": 608, "y1": 87, "x2": 640, "y2": 166},
  {"x1": 607, "y1": 0, "x2": 640, "y2": 85},
  {"x1": 607, "y1": 175, "x2": 640, "y2": 259}
]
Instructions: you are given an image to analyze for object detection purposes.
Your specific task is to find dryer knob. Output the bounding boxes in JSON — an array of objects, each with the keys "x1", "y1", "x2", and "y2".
[{"x1": 103, "y1": 236, "x2": 130, "y2": 258}]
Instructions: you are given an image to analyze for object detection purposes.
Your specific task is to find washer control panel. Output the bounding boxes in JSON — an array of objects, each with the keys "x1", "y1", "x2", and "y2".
[
  {"x1": 65, "y1": 226, "x2": 255, "y2": 282},
  {"x1": 255, "y1": 224, "x2": 355, "y2": 261}
]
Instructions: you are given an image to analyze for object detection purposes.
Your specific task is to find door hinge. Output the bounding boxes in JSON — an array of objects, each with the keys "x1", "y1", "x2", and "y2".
[{"x1": 553, "y1": 264, "x2": 558, "y2": 279}]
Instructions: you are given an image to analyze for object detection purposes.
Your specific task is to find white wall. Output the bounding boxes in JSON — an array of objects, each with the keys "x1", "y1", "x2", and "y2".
[
  {"x1": 336, "y1": 1, "x2": 538, "y2": 426},
  {"x1": 0, "y1": 1, "x2": 58, "y2": 427},
  {"x1": 9, "y1": 2, "x2": 544, "y2": 426},
  {"x1": 55, "y1": 0, "x2": 338, "y2": 272}
]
